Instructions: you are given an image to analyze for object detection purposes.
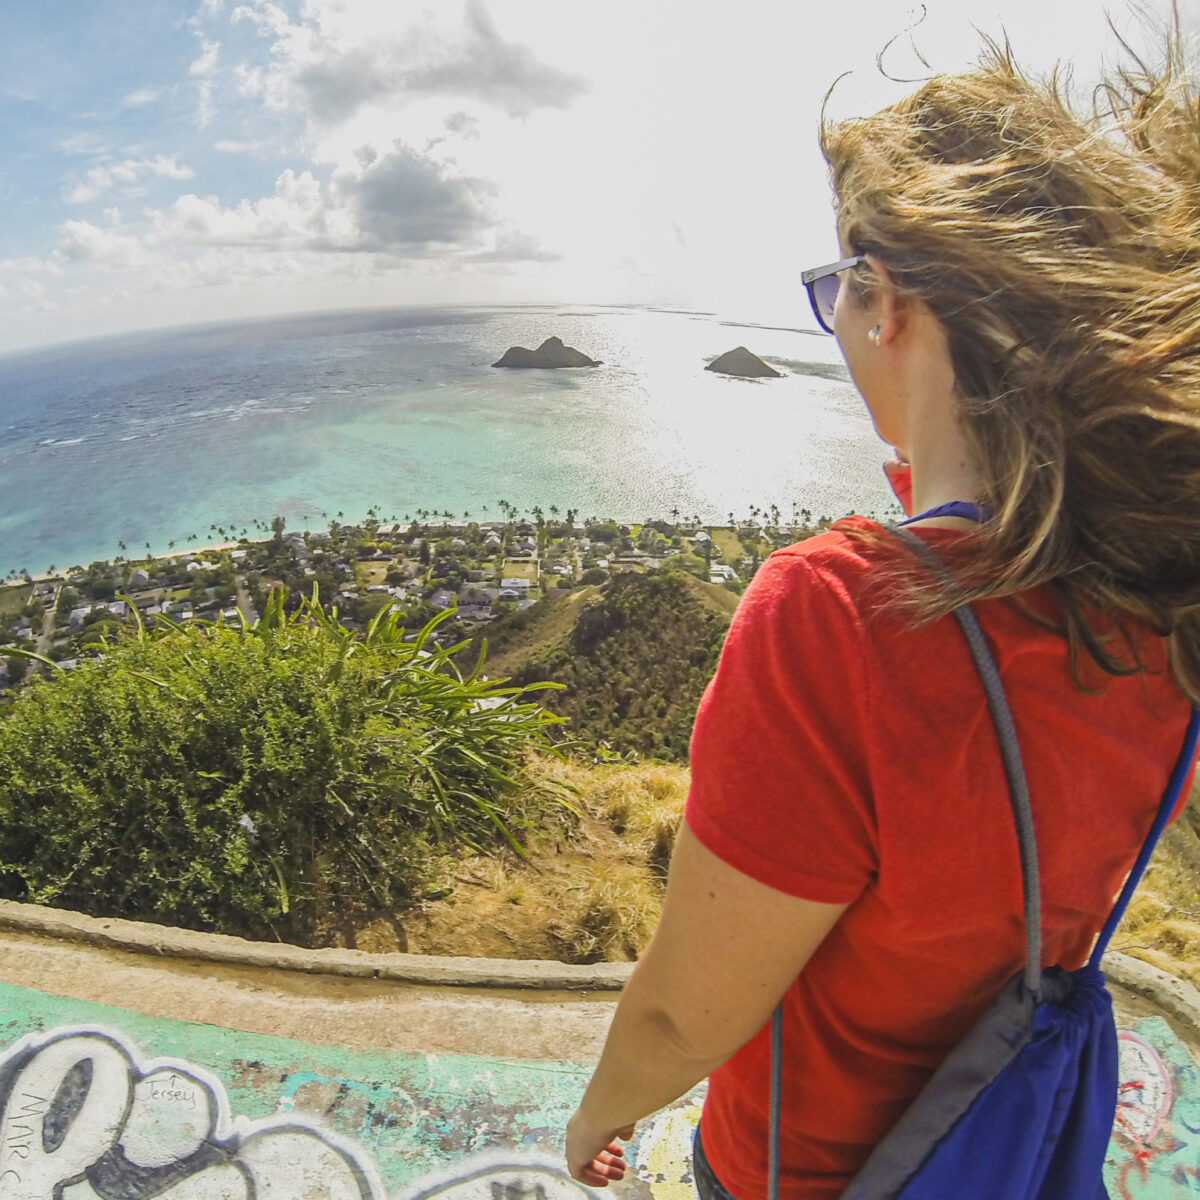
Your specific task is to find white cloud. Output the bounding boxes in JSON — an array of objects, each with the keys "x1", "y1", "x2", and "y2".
[
  {"x1": 213, "y1": 138, "x2": 263, "y2": 153},
  {"x1": 149, "y1": 169, "x2": 342, "y2": 248},
  {"x1": 334, "y1": 143, "x2": 496, "y2": 250},
  {"x1": 57, "y1": 132, "x2": 111, "y2": 156},
  {"x1": 65, "y1": 156, "x2": 196, "y2": 205},
  {"x1": 189, "y1": 36, "x2": 221, "y2": 125},
  {"x1": 467, "y1": 230, "x2": 560, "y2": 263},
  {"x1": 0, "y1": 255, "x2": 63, "y2": 278},
  {"x1": 189, "y1": 38, "x2": 221, "y2": 76},
  {"x1": 229, "y1": 0, "x2": 587, "y2": 127},
  {"x1": 139, "y1": 147, "x2": 517, "y2": 257},
  {"x1": 122, "y1": 87, "x2": 163, "y2": 108},
  {"x1": 56, "y1": 221, "x2": 143, "y2": 265}
]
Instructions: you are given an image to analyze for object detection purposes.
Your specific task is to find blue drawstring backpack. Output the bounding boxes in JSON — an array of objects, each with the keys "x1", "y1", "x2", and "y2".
[{"x1": 764, "y1": 521, "x2": 1200, "y2": 1200}]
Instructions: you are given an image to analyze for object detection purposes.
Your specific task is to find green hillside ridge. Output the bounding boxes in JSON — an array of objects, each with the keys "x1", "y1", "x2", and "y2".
[{"x1": 472, "y1": 570, "x2": 737, "y2": 762}]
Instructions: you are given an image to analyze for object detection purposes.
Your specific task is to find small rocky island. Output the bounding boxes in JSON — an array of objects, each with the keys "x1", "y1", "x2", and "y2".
[
  {"x1": 705, "y1": 347, "x2": 782, "y2": 378},
  {"x1": 492, "y1": 336, "x2": 602, "y2": 368}
]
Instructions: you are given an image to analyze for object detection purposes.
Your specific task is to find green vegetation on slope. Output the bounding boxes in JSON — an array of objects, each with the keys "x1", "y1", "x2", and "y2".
[
  {"x1": 476, "y1": 571, "x2": 734, "y2": 762},
  {"x1": 0, "y1": 594, "x2": 566, "y2": 944}
]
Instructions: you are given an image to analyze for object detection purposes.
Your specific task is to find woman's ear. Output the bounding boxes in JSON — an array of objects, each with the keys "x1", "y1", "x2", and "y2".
[{"x1": 864, "y1": 253, "x2": 908, "y2": 347}]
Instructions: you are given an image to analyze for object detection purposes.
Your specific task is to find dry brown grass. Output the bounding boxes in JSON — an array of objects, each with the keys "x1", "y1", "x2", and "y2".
[
  {"x1": 501, "y1": 559, "x2": 539, "y2": 580},
  {"x1": 344, "y1": 752, "x2": 1200, "y2": 981},
  {"x1": 1112, "y1": 803, "x2": 1200, "y2": 986},
  {"x1": 355, "y1": 562, "x2": 389, "y2": 588},
  {"x1": 397, "y1": 753, "x2": 688, "y2": 962}
]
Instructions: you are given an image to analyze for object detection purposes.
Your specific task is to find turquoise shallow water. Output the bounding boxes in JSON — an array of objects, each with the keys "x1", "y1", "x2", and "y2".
[{"x1": 0, "y1": 305, "x2": 900, "y2": 575}]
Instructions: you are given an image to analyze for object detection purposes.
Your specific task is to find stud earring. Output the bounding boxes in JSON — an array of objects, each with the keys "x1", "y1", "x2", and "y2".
[{"x1": 868, "y1": 326, "x2": 881, "y2": 345}]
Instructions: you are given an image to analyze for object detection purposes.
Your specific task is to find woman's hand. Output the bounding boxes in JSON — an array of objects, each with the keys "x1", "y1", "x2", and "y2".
[{"x1": 565, "y1": 1111, "x2": 634, "y2": 1187}]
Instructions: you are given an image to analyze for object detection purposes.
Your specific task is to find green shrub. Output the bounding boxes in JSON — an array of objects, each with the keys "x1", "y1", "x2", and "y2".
[{"x1": 0, "y1": 592, "x2": 566, "y2": 943}]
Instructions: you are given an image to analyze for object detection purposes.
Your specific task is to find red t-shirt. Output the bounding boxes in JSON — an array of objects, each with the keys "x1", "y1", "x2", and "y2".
[{"x1": 686, "y1": 518, "x2": 1194, "y2": 1200}]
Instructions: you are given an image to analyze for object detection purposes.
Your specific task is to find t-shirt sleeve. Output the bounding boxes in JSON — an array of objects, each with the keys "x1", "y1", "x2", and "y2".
[{"x1": 685, "y1": 546, "x2": 879, "y2": 904}]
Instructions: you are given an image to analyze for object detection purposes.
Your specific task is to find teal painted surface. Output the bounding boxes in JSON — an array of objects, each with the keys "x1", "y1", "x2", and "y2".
[
  {"x1": 0, "y1": 981, "x2": 601, "y2": 1194},
  {"x1": 1105, "y1": 1016, "x2": 1200, "y2": 1198},
  {"x1": 3, "y1": 980, "x2": 1198, "y2": 1199}
]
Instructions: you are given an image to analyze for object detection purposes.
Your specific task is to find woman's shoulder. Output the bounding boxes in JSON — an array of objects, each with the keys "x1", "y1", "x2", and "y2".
[{"x1": 755, "y1": 516, "x2": 932, "y2": 601}]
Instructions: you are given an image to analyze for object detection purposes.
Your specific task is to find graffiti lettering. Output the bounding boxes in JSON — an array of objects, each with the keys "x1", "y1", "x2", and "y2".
[
  {"x1": 0, "y1": 1028, "x2": 382, "y2": 1200},
  {"x1": 1108, "y1": 1020, "x2": 1200, "y2": 1199},
  {"x1": 0, "y1": 1027, "x2": 601, "y2": 1200},
  {"x1": 1115, "y1": 1032, "x2": 1173, "y2": 1146}
]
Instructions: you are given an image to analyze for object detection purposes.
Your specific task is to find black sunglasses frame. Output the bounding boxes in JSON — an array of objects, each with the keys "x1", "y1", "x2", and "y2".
[{"x1": 800, "y1": 254, "x2": 866, "y2": 334}]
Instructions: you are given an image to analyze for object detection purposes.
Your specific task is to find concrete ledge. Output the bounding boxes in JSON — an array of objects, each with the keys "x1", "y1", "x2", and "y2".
[
  {"x1": 5, "y1": 899, "x2": 1198, "y2": 1014},
  {"x1": 0, "y1": 899, "x2": 633, "y2": 990},
  {"x1": 1105, "y1": 951, "x2": 1200, "y2": 1030}
]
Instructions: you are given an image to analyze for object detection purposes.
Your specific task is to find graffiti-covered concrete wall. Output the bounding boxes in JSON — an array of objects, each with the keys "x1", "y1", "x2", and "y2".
[
  {"x1": 1108, "y1": 1017, "x2": 1200, "y2": 1198},
  {"x1": 0, "y1": 981, "x2": 703, "y2": 1200},
  {"x1": 2, "y1": 974, "x2": 1199, "y2": 1199}
]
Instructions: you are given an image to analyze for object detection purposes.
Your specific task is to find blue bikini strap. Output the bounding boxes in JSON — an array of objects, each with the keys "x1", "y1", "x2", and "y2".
[{"x1": 898, "y1": 500, "x2": 990, "y2": 525}]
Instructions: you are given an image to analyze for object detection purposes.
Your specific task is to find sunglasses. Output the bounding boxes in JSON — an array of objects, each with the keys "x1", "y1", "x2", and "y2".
[{"x1": 801, "y1": 254, "x2": 866, "y2": 334}]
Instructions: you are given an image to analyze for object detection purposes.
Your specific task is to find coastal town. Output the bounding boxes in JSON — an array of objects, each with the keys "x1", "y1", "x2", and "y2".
[{"x1": 0, "y1": 506, "x2": 829, "y2": 688}]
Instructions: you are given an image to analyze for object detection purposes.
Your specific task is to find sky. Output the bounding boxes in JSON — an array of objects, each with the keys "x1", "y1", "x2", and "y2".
[{"x1": 0, "y1": 0, "x2": 1192, "y2": 353}]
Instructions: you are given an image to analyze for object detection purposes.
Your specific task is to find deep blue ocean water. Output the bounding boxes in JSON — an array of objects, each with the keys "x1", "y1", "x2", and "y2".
[{"x1": 0, "y1": 305, "x2": 900, "y2": 576}]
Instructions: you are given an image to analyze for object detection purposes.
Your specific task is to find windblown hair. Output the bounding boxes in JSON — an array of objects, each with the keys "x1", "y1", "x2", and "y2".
[{"x1": 821, "y1": 31, "x2": 1200, "y2": 702}]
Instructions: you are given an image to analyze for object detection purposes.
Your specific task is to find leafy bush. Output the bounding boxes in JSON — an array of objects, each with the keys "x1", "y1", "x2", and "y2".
[{"x1": 0, "y1": 592, "x2": 566, "y2": 943}]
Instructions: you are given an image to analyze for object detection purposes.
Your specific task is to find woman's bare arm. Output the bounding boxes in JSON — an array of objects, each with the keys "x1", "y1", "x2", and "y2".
[{"x1": 566, "y1": 819, "x2": 848, "y2": 1186}]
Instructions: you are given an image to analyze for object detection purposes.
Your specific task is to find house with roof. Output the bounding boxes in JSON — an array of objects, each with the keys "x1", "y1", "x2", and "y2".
[{"x1": 68, "y1": 605, "x2": 97, "y2": 629}]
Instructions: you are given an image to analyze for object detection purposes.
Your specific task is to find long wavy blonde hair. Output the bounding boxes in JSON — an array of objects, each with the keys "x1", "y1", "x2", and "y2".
[{"x1": 821, "y1": 31, "x2": 1200, "y2": 702}]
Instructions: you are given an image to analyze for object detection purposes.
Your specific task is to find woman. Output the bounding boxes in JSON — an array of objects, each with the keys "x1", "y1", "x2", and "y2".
[{"x1": 566, "y1": 36, "x2": 1200, "y2": 1200}]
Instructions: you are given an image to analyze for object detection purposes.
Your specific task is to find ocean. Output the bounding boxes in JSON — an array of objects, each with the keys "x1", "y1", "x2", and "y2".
[{"x1": 0, "y1": 305, "x2": 900, "y2": 576}]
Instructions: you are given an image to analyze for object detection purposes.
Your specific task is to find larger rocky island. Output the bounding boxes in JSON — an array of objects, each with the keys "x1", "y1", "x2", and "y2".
[
  {"x1": 492, "y1": 336, "x2": 601, "y2": 368},
  {"x1": 705, "y1": 346, "x2": 782, "y2": 378}
]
